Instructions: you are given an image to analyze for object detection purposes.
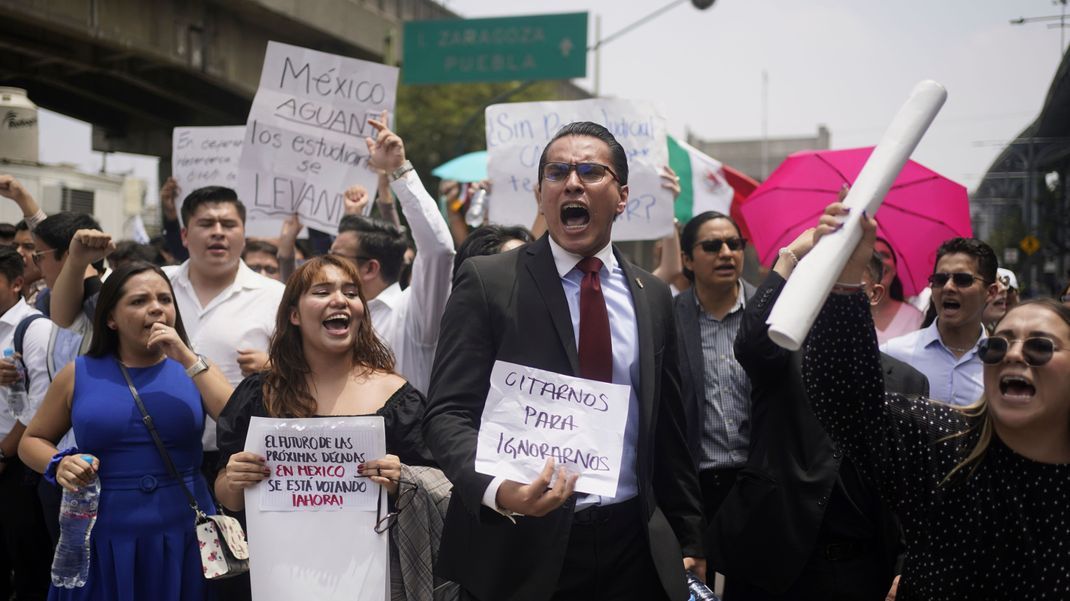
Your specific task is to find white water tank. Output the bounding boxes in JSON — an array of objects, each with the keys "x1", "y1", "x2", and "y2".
[{"x1": 0, "y1": 87, "x2": 39, "y2": 162}]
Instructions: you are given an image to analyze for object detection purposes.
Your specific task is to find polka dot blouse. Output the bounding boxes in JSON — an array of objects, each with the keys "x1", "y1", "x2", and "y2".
[{"x1": 802, "y1": 292, "x2": 1070, "y2": 601}]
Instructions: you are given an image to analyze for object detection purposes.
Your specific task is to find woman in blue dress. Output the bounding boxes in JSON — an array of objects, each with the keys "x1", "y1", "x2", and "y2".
[{"x1": 20, "y1": 261, "x2": 234, "y2": 601}]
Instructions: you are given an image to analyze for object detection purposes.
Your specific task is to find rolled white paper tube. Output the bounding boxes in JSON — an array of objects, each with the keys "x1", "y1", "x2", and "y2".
[{"x1": 766, "y1": 80, "x2": 948, "y2": 350}]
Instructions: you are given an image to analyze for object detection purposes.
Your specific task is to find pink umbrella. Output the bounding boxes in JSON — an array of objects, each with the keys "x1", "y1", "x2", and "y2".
[{"x1": 739, "y1": 147, "x2": 971, "y2": 296}]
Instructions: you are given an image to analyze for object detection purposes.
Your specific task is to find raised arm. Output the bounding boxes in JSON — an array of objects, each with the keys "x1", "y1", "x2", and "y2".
[
  {"x1": 364, "y1": 115, "x2": 455, "y2": 351},
  {"x1": 0, "y1": 174, "x2": 46, "y2": 230},
  {"x1": 652, "y1": 166, "x2": 683, "y2": 286},
  {"x1": 50, "y1": 229, "x2": 113, "y2": 328}
]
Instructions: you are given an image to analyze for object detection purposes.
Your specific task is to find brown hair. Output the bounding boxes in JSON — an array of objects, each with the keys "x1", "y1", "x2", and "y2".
[
  {"x1": 942, "y1": 297, "x2": 1070, "y2": 484},
  {"x1": 261, "y1": 255, "x2": 395, "y2": 417}
]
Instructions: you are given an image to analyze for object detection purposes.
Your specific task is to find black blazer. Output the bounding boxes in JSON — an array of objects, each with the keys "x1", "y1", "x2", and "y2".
[
  {"x1": 708, "y1": 271, "x2": 928, "y2": 593},
  {"x1": 423, "y1": 236, "x2": 704, "y2": 601},
  {"x1": 673, "y1": 281, "x2": 757, "y2": 467}
]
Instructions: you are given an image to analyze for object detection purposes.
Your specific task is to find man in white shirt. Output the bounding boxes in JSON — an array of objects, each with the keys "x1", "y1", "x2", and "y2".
[
  {"x1": 0, "y1": 247, "x2": 51, "y2": 598},
  {"x1": 329, "y1": 119, "x2": 454, "y2": 393},
  {"x1": 881, "y1": 237, "x2": 999, "y2": 406},
  {"x1": 165, "y1": 187, "x2": 284, "y2": 470}
]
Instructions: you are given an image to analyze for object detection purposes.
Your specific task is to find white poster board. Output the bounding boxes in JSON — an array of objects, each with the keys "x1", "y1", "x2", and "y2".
[
  {"x1": 244, "y1": 416, "x2": 388, "y2": 601},
  {"x1": 237, "y1": 41, "x2": 399, "y2": 237},
  {"x1": 485, "y1": 98, "x2": 672, "y2": 240},
  {"x1": 171, "y1": 126, "x2": 245, "y2": 220},
  {"x1": 475, "y1": 360, "x2": 630, "y2": 497}
]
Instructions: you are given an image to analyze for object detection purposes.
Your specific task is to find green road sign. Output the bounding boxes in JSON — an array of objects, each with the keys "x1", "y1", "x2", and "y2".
[{"x1": 402, "y1": 12, "x2": 588, "y2": 84}]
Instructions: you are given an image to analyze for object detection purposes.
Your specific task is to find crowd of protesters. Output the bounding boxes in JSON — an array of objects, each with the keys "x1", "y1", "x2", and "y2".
[{"x1": 0, "y1": 116, "x2": 1065, "y2": 601}]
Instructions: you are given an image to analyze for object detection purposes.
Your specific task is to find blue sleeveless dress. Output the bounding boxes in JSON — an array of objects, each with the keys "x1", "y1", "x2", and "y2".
[{"x1": 50, "y1": 355, "x2": 215, "y2": 601}]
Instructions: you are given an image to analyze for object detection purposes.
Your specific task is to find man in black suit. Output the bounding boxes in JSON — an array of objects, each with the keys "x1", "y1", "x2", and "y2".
[
  {"x1": 424, "y1": 122, "x2": 705, "y2": 601},
  {"x1": 710, "y1": 231, "x2": 928, "y2": 600}
]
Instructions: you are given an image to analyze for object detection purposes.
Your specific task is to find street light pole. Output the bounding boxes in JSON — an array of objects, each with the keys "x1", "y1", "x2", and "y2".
[
  {"x1": 1011, "y1": 0, "x2": 1069, "y2": 55},
  {"x1": 589, "y1": 0, "x2": 713, "y2": 96}
]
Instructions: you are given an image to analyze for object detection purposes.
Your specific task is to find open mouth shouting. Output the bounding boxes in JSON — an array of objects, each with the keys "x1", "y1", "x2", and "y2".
[
  {"x1": 560, "y1": 202, "x2": 591, "y2": 232},
  {"x1": 999, "y1": 373, "x2": 1036, "y2": 403},
  {"x1": 940, "y1": 297, "x2": 962, "y2": 318},
  {"x1": 322, "y1": 312, "x2": 352, "y2": 337},
  {"x1": 206, "y1": 242, "x2": 229, "y2": 256}
]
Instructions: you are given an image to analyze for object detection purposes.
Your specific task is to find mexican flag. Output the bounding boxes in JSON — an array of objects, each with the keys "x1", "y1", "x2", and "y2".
[{"x1": 667, "y1": 135, "x2": 735, "y2": 224}]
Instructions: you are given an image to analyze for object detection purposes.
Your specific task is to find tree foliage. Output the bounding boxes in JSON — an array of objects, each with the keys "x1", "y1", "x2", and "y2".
[{"x1": 394, "y1": 80, "x2": 582, "y2": 186}]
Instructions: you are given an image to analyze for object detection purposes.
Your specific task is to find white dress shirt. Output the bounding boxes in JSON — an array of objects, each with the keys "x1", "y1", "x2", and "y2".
[
  {"x1": 0, "y1": 299, "x2": 40, "y2": 438},
  {"x1": 880, "y1": 319, "x2": 987, "y2": 406},
  {"x1": 164, "y1": 260, "x2": 285, "y2": 450},
  {"x1": 368, "y1": 169, "x2": 455, "y2": 394},
  {"x1": 483, "y1": 238, "x2": 641, "y2": 514}
]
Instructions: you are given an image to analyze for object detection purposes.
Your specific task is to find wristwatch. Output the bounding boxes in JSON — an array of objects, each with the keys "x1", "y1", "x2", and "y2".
[
  {"x1": 390, "y1": 160, "x2": 414, "y2": 182},
  {"x1": 185, "y1": 355, "x2": 209, "y2": 378}
]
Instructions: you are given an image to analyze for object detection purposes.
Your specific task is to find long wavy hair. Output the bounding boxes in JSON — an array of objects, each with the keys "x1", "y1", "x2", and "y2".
[
  {"x1": 941, "y1": 297, "x2": 1070, "y2": 484},
  {"x1": 86, "y1": 261, "x2": 191, "y2": 359},
  {"x1": 262, "y1": 255, "x2": 395, "y2": 418}
]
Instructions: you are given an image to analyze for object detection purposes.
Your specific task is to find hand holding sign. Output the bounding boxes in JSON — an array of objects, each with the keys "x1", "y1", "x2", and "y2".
[
  {"x1": 364, "y1": 111, "x2": 405, "y2": 173},
  {"x1": 359, "y1": 454, "x2": 401, "y2": 496},
  {"x1": 496, "y1": 458, "x2": 578, "y2": 517},
  {"x1": 160, "y1": 177, "x2": 180, "y2": 221},
  {"x1": 224, "y1": 452, "x2": 271, "y2": 500}
]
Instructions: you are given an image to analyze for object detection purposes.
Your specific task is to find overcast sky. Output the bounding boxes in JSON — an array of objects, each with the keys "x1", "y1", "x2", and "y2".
[{"x1": 37, "y1": 0, "x2": 1064, "y2": 205}]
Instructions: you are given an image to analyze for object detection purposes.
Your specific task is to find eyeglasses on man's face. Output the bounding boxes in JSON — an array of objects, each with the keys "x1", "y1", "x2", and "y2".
[
  {"x1": 31, "y1": 248, "x2": 61, "y2": 265},
  {"x1": 928, "y1": 272, "x2": 985, "y2": 289},
  {"x1": 541, "y1": 162, "x2": 619, "y2": 184},
  {"x1": 693, "y1": 237, "x2": 747, "y2": 254},
  {"x1": 978, "y1": 336, "x2": 1066, "y2": 366}
]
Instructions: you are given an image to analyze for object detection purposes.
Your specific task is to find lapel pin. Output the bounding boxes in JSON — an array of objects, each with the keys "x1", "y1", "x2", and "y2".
[{"x1": 636, "y1": 278, "x2": 644, "y2": 289}]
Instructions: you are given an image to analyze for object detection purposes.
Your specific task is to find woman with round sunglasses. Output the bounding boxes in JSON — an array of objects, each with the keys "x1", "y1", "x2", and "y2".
[
  {"x1": 213, "y1": 255, "x2": 436, "y2": 597},
  {"x1": 800, "y1": 202, "x2": 1070, "y2": 600}
]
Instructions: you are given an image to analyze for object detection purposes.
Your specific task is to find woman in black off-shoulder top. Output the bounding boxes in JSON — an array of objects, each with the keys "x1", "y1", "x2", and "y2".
[
  {"x1": 802, "y1": 204, "x2": 1070, "y2": 601},
  {"x1": 214, "y1": 254, "x2": 435, "y2": 511}
]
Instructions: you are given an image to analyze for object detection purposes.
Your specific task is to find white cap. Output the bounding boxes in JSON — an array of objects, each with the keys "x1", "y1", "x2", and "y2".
[{"x1": 997, "y1": 267, "x2": 1018, "y2": 290}]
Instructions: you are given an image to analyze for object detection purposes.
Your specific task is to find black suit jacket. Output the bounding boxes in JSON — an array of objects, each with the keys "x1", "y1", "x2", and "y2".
[
  {"x1": 424, "y1": 236, "x2": 704, "y2": 601},
  {"x1": 673, "y1": 281, "x2": 757, "y2": 467},
  {"x1": 708, "y1": 271, "x2": 928, "y2": 593}
]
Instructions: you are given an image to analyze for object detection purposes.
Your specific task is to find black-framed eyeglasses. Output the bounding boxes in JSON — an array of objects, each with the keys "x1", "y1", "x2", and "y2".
[
  {"x1": 978, "y1": 336, "x2": 1066, "y2": 366},
  {"x1": 928, "y1": 272, "x2": 985, "y2": 288},
  {"x1": 31, "y1": 248, "x2": 60, "y2": 264},
  {"x1": 247, "y1": 263, "x2": 280, "y2": 275},
  {"x1": 542, "y1": 162, "x2": 619, "y2": 184},
  {"x1": 694, "y1": 237, "x2": 747, "y2": 253},
  {"x1": 368, "y1": 477, "x2": 418, "y2": 534}
]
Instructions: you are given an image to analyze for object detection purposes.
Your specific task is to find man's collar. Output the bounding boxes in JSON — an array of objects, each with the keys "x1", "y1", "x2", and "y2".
[
  {"x1": 0, "y1": 298, "x2": 32, "y2": 327},
  {"x1": 370, "y1": 281, "x2": 404, "y2": 309},
  {"x1": 172, "y1": 259, "x2": 268, "y2": 291},
  {"x1": 922, "y1": 318, "x2": 988, "y2": 350},
  {"x1": 693, "y1": 280, "x2": 746, "y2": 315},
  {"x1": 547, "y1": 236, "x2": 617, "y2": 278}
]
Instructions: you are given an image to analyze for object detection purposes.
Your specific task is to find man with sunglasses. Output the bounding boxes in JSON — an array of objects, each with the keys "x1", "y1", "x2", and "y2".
[
  {"x1": 673, "y1": 211, "x2": 755, "y2": 541},
  {"x1": 881, "y1": 237, "x2": 999, "y2": 406},
  {"x1": 426, "y1": 121, "x2": 704, "y2": 601}
]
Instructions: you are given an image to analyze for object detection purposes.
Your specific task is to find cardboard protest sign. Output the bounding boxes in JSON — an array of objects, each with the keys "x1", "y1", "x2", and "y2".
[
  {"x1": 237, "y1": 41, "x2": 398, "y2": 237},
  {"x1": 475, "y1": 360, "x2": 630, "y2": 497},
  {"x1": 171, "y1": 126, "x2": 244, "y2": 220},
  {"x1": 485, "y1": 98, "x2": 672, "y2": 240},
  {"x1": 244, "y1": 416, "x2": 388, "y2": 601}
]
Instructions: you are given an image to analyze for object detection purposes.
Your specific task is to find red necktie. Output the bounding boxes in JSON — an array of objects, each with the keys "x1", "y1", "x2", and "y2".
[{"x1": 577, "y1": 257, "x2": 612, "y2": 383}]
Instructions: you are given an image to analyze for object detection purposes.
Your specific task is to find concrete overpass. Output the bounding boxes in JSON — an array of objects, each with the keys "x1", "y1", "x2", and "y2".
[{"x1": 0, "y1": 0, "x2": 454, "y2": 161}]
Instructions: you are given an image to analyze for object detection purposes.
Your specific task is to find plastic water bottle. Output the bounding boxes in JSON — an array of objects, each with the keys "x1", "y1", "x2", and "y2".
[
  {"x1": 2, "y1": 348, "x2": 26, "y2": 420},
  {"x1": 465, "y1": 188, "x2": 487, "y2": 227},
  {"x1": 51, "y1": 455, "x2": 99, "y2": 588},
  {"x1": 687, "y1": 571, "x2": 719, "y2": 601}
]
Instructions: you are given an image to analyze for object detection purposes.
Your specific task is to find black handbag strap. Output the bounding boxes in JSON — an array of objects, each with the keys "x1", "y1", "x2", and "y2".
[{"x1": 118, "y1": 361, "x2": 206, "y2": 520}]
